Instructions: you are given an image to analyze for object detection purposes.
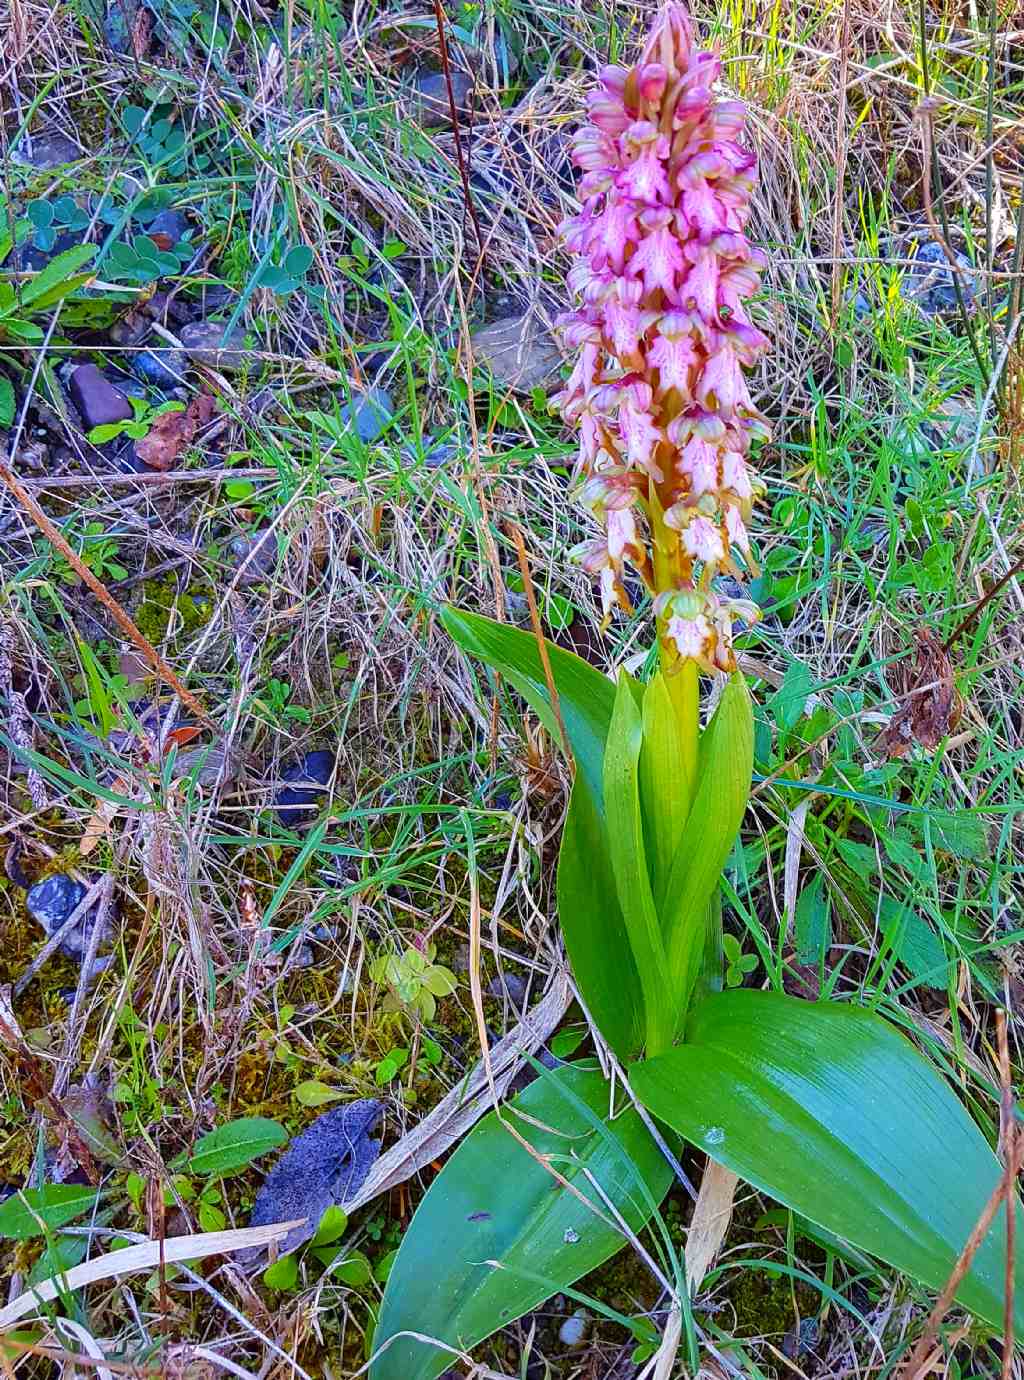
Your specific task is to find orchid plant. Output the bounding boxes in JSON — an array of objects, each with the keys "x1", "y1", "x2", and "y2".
[{"x1": 371, "y1": 9, "x2": 1019, "y2": 1376}]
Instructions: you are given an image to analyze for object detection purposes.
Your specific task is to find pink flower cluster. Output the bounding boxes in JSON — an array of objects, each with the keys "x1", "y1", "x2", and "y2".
[{"x1": 555, "y1": 3, "x2": 770, "y2": 672}]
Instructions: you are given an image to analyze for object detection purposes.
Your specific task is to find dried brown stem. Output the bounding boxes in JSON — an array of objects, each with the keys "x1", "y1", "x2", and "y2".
[
  {"x1": 900, "y1": 1051, "x2": 1021, "y2": 1378},
  {"x1": 943, "y1": 546, "x2": 1024, "y2": 653},
  {"x1": 430, "y1": 0, "x2": 485, "y2": 269},
  {"x1": 507, "y1": 520, "x2": 571, "y2": 764},
  {"x1": 0, "y1": 452, "x2": 218, "y2": 733},
  {"x1": 998, "y1": 1010, "x2": 1016, "y2": 1379}
]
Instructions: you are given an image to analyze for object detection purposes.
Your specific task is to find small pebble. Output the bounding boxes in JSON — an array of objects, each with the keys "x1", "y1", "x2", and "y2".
[
  {"x1": 69, "y1": 364, "x2": 133, "y2": 431},
  {"x1": 228, "y1": 529, "x2": 278, "y2": 581},
  {"x1": 471, "y1": 313, "x2": 562, "y2": 394},
  {"x1": 339, "y1": 387, "x2": 393, "y2": 443},
  {"x1": 486, "y1": 971, "x2": 528, "y2": 1006},
  {"x1": 408, "y1": 70, "x2": 474, "y2": 129},
  {"x1": 14, "y1": 131, "x2": 81, "y2": 170},
  {"x1": 274, "y1": 750, "x2": 335, "y2": 828},
  {"x1": 180, "y1": 320, "x2": 254, "y2": 373},
  {"x1": 18, "y1": 231, "x2": 83, "y2": 273},
  {"x1": 782, "y1": 1316, "x2": 820, "y2": 1360},
  {"x1": 26, "y1": 875, "x2": 107, "y2": 963},
  {"x1": 558, "y1": 1309, "x2": 588, "y2": 1347},
  {"x1": 902, "y1": 239, "x2": 977, "y2": 315},
  {"x1": 145, "y1": 210, "x2": 191, "y2": 247},
  {"x1": 132, "y1": 348, "x2": 187, "y2": 388}
]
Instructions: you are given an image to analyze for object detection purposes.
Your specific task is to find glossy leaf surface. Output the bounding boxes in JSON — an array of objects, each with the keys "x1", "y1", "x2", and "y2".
[
  {"x1": 371, "y1": 1062, "x2": 672, "y2": 1380},
  {"x1": 603, "y1": 675, "x2": 673, "y2": 1054},
  {"x1": 557, "y1": 775, "x2": 643, "y2": 1059},
  {"x1": 659, "y1": 673, "x2": 753, "y2": 1028},
  {"x1": 631, "y1": 990, "x2": 1018, "y2": 1329},
  {"x1": 441, "y1": 607, "x2": 615, "y2": 811},
  {"x1": 444, "y1": 609, "x2": 645, "y2": 1057}
]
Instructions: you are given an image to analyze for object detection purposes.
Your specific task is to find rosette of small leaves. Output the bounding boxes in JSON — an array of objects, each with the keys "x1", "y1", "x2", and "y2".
[
  {"x1": 257, "y1": 244, "x2": 314, "y2": 296},
  {"x1": 370, "y1": 944, "x2": 457, "y2": 1023},
  {"x1": 106, "y1": 233, "x2": 192, "y2": 285},
  {"x1": 121, "y1": 104, "x2": 210, "y2": 174},
  {"x1": 25, "y1": 196, "x2": 90, "y2": 253}
]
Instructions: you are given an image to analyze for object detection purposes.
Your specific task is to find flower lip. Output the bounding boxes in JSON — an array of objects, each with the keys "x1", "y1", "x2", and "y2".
[{"x1": 556, "y1": 2, "x2": 770, "y2": 650}]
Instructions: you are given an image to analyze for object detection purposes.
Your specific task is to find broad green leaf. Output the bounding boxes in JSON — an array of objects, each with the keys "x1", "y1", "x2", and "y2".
[
  {"x1": 440, "y1": 607, "x2": 616, "y2": 813},
  {"x1": 185, "y1": 1117, "x2": 287, "y2": 1175},
  {"x1": 631, "y1": 990, "x2": 1019, "y2": 1330},
  {"x1": 638, "y1": 669, "x2": 696, "y2": 898},
  {"x1": 263, "y1": 1253, "x2": 298, "y2": 1291},
  {"x1": 0, "y1": 1185, "x2": 100, "y2": 1241},
  {"x1": 557, "y1": 772, "x2": 643, "y2": 1061},
  {"x1": 794, "y1": 876, "x2": 830, "y2": 966},
  {"x1": 659, "y1": 673, "x2": 753, "y2": 1030},
  {"x1": 879, "y1": 896, "x2": 949, "y2": 989},
  {"x1": 2, "y1": 320, "x2": 45, "y2": 342},
  {"x1": 294, "y1": 1080, "x2": 345, "y2": 1108},
  {"x1": 19, "y1": 245, "x2": 96, "y2": 307},
  {"x1": 370, "y1": 1061, "x2": 672, "y2": 1380},
  {"x1": 603, "y1": 674, "x2": 673, "y2": 1055},
  {"x1": 0, "y1": 374, "x2": 14, "y2": 428},
  {"x1": 284, "y1": 244, "x2": 314, "y2": 275},
  {"x1": 310, "y1": 1205, "x2": 348, "y2": 1247},
  {"x1": 28, "y1": 1231, "x2": 90, "y2": 1285},
  {"x1": 330, "y1": 1251, "x2": 372, "y2": 1286}
]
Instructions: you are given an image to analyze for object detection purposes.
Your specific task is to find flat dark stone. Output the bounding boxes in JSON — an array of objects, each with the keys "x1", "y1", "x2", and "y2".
[
  {"x1": 18, "y1": 232, "x2": 83, "y2": 272},
  {"x1": 409, "y1": 70, "x2": 474, "y2": 129},
  {"x1": 903, "y1": 239, "x2": 977, "y2": 315},
  {"x1": 14, "y1": 131, "x2": 81, "y2": 170},
  {"x1": 275, "y1": 750, "x2": 335, "y2": 828},
  {"x1": 69, "y1": 364, "x2": 134, "y2": 431},
  {"x1": 180, "y1": 321, "x2": 254, "y2": 372},
  {"x1": 239, "y1": 1100, "x2": 383, "y2": 1265},
  {"x1": 145, "y1": 210, "x2": 191, "y2": 246},
  {"x1": 339, "y1": 387, "x2": 392, "y2": 443},
  {"x1": 132, "y1": 348, "x2": 187, "y2": 388},
  {"x1": 26, "y1": 874, "x2": 104, "y2": 962}
]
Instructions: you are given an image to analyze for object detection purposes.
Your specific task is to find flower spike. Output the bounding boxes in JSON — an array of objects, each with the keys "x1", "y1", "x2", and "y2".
[{"x1": 557, "y1": 2, "x2": 770, "y2": 672}]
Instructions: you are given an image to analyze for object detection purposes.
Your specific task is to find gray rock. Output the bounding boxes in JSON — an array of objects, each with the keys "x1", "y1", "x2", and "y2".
[
  {"x1": 239, "y1": 1100, "x2": 384, "y2": 1266},
  {"x1": 339, "y1": 387, "x2": 393, "y2": 443},
  {"x1": 471, "y1": 314, "x2": 562, "y2": 394},
  {"x1": 782, "y1": 1316, "x2": 819, "y2": 1360},
  {"x1": 104, "y1": 0, "x2": 141, "y2": 53},
  {"x1": 14, "y1": 131, "x2": 81, "y2": 170},
  {"x1": 132, "y1": 348, "x2": 187, "y2": 388},
  {"x1": 923, "y1": 394, "x2": 985, "y2": 454},
  {"x1": 145, "y1": 210, "x2": 191, "y2": 246},
  {"x1": 275, "y1": 750, "x2": 335, "y2": 828},
  {"x1": 228, "y1": 528, "x2": 278, "y2": 581},
  {"x1": 902, "y1": 239, "x2": 977, "y2": 315},
  {"x1": 487, "y1": 971, "x2": 528, "y2": 1005},
  {"x1": 19, "y1": 232, "x2": 83, "y2": 273},
  {"x1": 172, "y1": 743, "x2": 240, "y2": 791},
  {"x1": 409, "y1": 70, "x2": 474, "y2": 129},
  {"x1": 26, "y1": 875, "x2": 107, "y2": 963},
  {"x1": 558, "y1": 1309, "x2": 588, "y2": 1347},
  {"x1": 69, "y1": 364, "x2": 134, "y2": 431},
  {"x1": 180, "y1": 321, "x2": 255, "y2": 373},
  {"x1": 424, "y1": 440, "x2": 459, "y2": 469}
]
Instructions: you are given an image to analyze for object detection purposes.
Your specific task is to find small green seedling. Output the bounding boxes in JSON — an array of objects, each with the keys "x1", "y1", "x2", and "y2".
[
  {"x1": 88, "y1": 396, "x2": 185, "y2": 445},
  {"x1": 370, "y1": 944, "x2": 457, "y2": 1022}
]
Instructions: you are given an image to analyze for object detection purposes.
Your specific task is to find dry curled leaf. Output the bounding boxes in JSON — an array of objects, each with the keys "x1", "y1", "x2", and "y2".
[
  {"x1": 80, "y1": 774, "x2": 128, "y2": 855},
  {"x1": 877, "y1": 626, "x2": 962, "y2": 759},
  {"x1": 130, "y1": 3, "x2": 154, "y2": 59},
  {"x1": 134, "y1": 393, "x2": 215, "y2": 472}
]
